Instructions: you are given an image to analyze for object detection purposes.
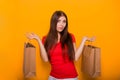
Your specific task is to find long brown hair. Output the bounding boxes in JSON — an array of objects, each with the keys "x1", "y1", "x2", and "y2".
[{"x1": 44, "y1": 10, "x2": 75, "y2": 61}]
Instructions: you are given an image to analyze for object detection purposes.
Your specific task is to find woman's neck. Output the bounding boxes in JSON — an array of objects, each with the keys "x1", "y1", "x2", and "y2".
[{"x1": 57, "y1": 33, "x2": 61, "y2": 43}]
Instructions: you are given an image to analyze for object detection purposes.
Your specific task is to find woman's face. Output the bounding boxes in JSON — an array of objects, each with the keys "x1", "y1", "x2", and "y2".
[{"x1": 56, "y1": 16, "x2": 66, "y2": 33}]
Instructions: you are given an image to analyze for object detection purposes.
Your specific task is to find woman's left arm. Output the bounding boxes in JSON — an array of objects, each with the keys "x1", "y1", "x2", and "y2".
[{"x1": 74, "y1": 36, "x2": 95, "y2": 61}]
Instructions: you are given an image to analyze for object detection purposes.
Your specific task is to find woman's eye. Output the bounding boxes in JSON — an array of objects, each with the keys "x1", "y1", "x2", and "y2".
[{"x1": 63, "y1": 20, "x2": 66, "y2": 23}]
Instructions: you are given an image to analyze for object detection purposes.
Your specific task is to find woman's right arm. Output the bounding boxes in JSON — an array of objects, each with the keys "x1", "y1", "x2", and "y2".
[{"x1": 26, "y1": 33, "x2": 48, "y2": 62}]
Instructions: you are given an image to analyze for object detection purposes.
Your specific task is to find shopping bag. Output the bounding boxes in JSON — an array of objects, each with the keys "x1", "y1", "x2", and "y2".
[
  {"x1": 81, "y1": 45, "x2": 101, "y2": 78},
  {"x1": 23, "y1": 42, "x2": 36, "y2": 78}
]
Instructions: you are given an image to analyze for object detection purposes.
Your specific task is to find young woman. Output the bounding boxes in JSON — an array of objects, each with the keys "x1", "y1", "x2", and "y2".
[{"x1": 26, "y1": 10, "x2": 95, "y2": 80}]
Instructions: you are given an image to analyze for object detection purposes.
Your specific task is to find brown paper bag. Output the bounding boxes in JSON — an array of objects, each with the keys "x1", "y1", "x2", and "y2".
[
  {"x1": 23, "y1": 42, "x2": 36, "y2": 78},
  {"x1": 81, "y1": 45, "x2": 101, "y2": 78}
]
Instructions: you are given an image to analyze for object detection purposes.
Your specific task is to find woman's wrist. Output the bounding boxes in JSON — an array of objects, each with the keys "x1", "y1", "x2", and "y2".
[{"x1": 83, "y1": 36, "x2": 88, "y2": 42}]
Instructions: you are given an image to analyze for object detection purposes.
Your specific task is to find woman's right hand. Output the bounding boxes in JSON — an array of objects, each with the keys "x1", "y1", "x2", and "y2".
[
  {"x1": 83, "y1": 36, "x2": 96, "y2": 42},
  {"x1": 26, "y1": 33, "x2": 40, "y2": 40}
]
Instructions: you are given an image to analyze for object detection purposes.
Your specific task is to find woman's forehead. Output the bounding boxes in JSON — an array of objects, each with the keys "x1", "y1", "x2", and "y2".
[{"x1": 58, "y1": 16, "x2": 66, "y2": 20}]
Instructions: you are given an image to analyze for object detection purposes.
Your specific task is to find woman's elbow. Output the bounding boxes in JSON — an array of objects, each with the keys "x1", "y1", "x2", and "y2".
[{"x1": 44, "y1": 60, "x2": 48, "y2": 62}]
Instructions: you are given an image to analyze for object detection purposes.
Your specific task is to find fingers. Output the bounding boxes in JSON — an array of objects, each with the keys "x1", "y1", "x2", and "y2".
[
  {"x1": 25, "y1": 33, "x2": 33, "y2": 40},
  {"x1": 25, "y1": 32, "x2": 39, "y2": 40},
  {"x1": 91, "y1": 36, "x2": 96, "y2": 41},
  {"x1": 31, "y1": 32, "x2": 35, "y2": 35},
  {"x1": 86, "y1": 36, "x2": 96, "y2": 42},
  {"x1": 89, "y1": 36, "x2": 96, "y2": 42}
]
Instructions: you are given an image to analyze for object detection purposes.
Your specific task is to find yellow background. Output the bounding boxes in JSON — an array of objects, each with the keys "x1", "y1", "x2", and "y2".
[{"x1": 0, "y1": 0, "x2": 120, "y2": 80}]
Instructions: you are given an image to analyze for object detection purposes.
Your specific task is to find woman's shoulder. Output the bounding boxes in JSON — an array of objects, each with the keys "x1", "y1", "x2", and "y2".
[
  {"x1": 42, "y1": 35, "x2": 47, "y2": 44},
  {"x1": 69, "y1": 33, "x2": 74, "y2": 36},
  {"x1": 69, "y1": 33, "x2": 76, "y2": 42}
]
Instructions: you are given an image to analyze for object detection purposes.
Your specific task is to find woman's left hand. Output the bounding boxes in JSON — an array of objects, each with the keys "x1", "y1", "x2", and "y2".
[{"x1": 87, "y1": 36, "x2": 96, "y2": 42}]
